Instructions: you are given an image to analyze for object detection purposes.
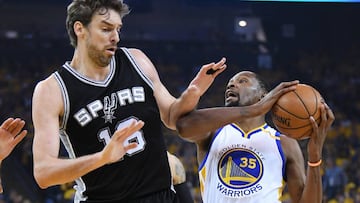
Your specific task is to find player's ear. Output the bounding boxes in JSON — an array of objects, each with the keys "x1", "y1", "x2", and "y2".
[
  {"x1": 74, "y1": 21, "x2": 85, "y2": 38},
  {"x1": 259, "y1": 92, "x2": 267, "y2": 101}
]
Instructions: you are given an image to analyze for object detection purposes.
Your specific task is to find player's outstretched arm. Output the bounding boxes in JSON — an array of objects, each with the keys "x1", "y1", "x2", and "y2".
[
  {"x1": 0, "y1": 117, "x2": 28, "y2": 193},
  {"x1": 176, "y1": 80, "x2": 299, "y2": 142},
  {"x1": 32, "y1": 76, "x2": 144, "y2": 189},
  {"x1": 285, "y1": 102, "x2": 334, "y2": 203},
  {"x1": 128, "y1": 48, "x2": 226, "y2": 130},
  {"x1": 167, "y1": 57, "x2": 227, "y2": 128}
]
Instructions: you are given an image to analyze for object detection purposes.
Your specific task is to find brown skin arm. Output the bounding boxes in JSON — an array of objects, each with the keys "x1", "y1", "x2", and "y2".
[
  {"x1": 176, "y1": 80, "x2": 299, "y2": 143},
  {"x1": 281, "y1": 136, "x2": 307, "y2": 202},
  {"x1": 177, "y1": 80, "x2": 299, "y2": 165},
  {"x1": 177, "y1": 106, "x2": 264, "y2": 142},
  {"x1": 283, "y1": 103, "x2": 335, "y2": 203},
  {"x1": 282, "y1": 129, "x2": 323, "y2": 203}
]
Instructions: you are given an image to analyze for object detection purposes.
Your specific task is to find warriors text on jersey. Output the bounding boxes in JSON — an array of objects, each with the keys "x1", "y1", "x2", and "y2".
[
  {"x1": 199, "y1": 123, "x2": 286, "y2": 203},
  {"x1": 54, "y1": 48, "x2": 171, "y2": 202}
]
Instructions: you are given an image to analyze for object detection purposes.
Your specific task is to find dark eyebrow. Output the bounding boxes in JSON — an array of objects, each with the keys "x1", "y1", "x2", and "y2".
[
  {"x1": 101, "y1": 20, "x2": 122, "y2": 28},
  {"x1": 101, "y1": 20, "x2": 114, "y2": 26}
]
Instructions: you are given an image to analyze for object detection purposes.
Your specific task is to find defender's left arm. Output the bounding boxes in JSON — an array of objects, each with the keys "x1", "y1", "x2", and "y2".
[{"x1": 128, "y1": 48, "x2": 226, "y2": 129}]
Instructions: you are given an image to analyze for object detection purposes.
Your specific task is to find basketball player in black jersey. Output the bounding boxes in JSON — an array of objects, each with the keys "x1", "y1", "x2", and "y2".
[
  {"x1": 0, "y1": 117, "x2": 28, "y2": 193},
  {"x1": 31, "y1": 0, "x2": 226, "y2": 202}
]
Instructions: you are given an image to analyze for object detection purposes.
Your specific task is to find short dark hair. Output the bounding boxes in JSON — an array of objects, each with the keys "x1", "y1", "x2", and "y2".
[
  {"x1": 66, "y1": 0, "x2": 130, "y2": 48},
  {"x1": 254, "y1": 72, "x2": 269, "y2": 94}
]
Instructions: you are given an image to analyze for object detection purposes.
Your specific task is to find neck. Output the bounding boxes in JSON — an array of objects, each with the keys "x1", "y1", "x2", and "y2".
[
  {"x1": 70, "y1": 49, "x2": 111, "y2": 81},
  {"x1": 234, "y1": 116, "x2": 266, "y2": 133}
]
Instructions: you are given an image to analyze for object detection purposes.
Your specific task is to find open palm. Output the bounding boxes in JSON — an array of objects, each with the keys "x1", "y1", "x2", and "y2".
[{"x1": 0, "y1": 118, "x2": 27, "y2": 161}]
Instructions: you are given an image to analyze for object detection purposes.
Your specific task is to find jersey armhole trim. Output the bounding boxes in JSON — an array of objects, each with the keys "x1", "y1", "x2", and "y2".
[
  {"x1": 120, "y1": 47, "x2": 154, "y2": 90},
  {"x1": 198, "y1": 127, "x2": 223, "y2": 171},
  {"x1": 275, "y1": 131, "x2": 287, "y2": 180},
  {"x1": 53, "y1": 72, "x2": 70, "y2": 131}
]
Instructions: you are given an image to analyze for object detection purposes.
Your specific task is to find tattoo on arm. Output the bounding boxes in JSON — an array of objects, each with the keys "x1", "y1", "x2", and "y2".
[{"x1": 175, "y1": 162, "x2": 186, "y2": 182}]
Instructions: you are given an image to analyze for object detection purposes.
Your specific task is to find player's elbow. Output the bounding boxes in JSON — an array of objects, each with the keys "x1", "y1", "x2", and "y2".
[
  {"x1": 33, "y1": 165, "x2": 52, "y2": 189},
  {"x1": 176, "y1": 117, "x2": 186, "y2": 136},
  {"x1": 176, "y1": 117, "x2": 194, "y2": 141}
]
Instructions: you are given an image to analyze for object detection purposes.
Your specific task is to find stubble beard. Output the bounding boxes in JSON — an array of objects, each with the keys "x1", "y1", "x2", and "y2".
[
  {"x1": 87, "y1": 43, "x2": 112, "y2": 67},
  {"x1": 225, "y1": 97, "x2": 253, "y2": 107},
  {"x1": 225, "y1": 99, "x2": 239, "y2": 107}
]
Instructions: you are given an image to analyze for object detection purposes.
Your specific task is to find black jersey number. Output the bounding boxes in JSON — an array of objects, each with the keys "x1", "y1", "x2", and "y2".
[{"x1": 98, "y1": 117, "x2": 146, "y2": 156}]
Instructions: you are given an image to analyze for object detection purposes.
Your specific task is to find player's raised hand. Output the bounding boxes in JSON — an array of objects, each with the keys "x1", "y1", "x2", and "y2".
[
  {"x1": 0, "y1": 118, "x2": 28, "y2": 161},
  {"x1": 307, "y1": 102, "x2": 335, "y2": 161},
  {"x1": 256, "y1": 80, "x2": 299, "y2": 115},
  {"x1": 101, "y1": 119, "x2": 144, "y2": 164},
  {"x1": 187, "y1": 57, "x2": 227, "y2": 97},
  {"x1": 0, "y1": 117, "x2": 28, "y2": 193}
]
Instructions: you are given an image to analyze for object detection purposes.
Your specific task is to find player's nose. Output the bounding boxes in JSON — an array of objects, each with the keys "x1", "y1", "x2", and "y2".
[{"x1": 111, "y1": 30, "x2": 120, "y2": 43}]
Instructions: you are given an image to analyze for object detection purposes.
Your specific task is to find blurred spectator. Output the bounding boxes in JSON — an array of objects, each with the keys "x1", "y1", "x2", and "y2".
[{"x1": 323, "y1": 157, "x2": 348, "y2": 201}]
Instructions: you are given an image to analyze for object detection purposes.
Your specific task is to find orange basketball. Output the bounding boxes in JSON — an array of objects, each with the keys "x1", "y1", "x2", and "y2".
[{"x1": 271, "y1": 84, "x2": 323, "y2": 140}]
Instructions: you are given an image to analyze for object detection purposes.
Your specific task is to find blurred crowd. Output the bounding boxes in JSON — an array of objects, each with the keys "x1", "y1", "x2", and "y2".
[{"x1": 0, "y1": 35, "x2": 359, "y2": 203}]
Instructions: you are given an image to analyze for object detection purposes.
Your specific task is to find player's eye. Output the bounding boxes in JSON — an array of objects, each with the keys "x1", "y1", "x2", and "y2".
[
  {"x1": 102, "y1": 27, "x2": 111, "y2": 32},
  {"x1": 239, "y1": 79, "x2": 247, "y2": 84}
]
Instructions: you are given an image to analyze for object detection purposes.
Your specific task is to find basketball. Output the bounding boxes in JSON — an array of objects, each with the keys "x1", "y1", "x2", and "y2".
[{"x1": 271, "y1": 84, "x2": 323, "y2": 140}]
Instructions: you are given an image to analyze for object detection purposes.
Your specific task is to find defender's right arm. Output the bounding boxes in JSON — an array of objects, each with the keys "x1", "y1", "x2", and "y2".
[{"x1": 32, "y1": 76, "x2": 142, "y2": 188}]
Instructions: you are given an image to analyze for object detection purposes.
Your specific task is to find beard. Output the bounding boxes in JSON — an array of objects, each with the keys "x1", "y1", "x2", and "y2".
[
  {"x1": 225, "y1": 100, "x2": 238, "y2": 107},
  {"x1": 87, "y1": 42, "x2": 112, "y2": 67},
  {"x1": 225, "y1": 97, "x2": 257, "y2": 107}
]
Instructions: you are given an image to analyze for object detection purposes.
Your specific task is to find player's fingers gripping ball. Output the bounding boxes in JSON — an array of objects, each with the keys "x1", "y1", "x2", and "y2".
[{"x1": 271, "y1": 84, "x2": 323, "y2": 140}]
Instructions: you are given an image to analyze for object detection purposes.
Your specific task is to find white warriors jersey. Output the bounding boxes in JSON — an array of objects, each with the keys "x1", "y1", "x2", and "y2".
[{"x1": 199, "y1": 123, "x2": 286, "y2": 203}]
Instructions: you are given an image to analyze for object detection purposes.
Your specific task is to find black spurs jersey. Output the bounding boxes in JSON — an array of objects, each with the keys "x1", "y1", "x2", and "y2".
[{"x1": 54, "y1": 48, "x2": 171, "y2": 202}]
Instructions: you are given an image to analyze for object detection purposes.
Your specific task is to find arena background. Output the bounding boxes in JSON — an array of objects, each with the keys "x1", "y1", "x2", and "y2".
[{"x1": 0, "y1": 0, "x2": 359, "y2": 202}]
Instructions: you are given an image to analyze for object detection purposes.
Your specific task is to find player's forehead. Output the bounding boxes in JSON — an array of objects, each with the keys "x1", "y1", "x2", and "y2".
[
  {"x1": 91, "y1": 8, "x2": 122, "y2": 27},
  {"x1": 229, "y1": 71, "x2": 257, "y2": 83}
]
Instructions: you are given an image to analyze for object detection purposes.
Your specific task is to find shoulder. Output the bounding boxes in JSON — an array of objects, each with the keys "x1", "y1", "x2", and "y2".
[
  {"x1": 127, "y1": 48, "x2": 145, "y2": 56},
  {"x1": 115, "y1": 47, "x2": 148, "y2": 62},
  {"x1": 125, "y1": 48, "x2": 161, "y2": 85},
  {"x1": 126, "y1": 48, "x2": 150, "y2": 63},
  {"x1": 280, "y1": 134, "x2": 298, "y2": 147},
  {"x1": 280, "y1": 135, "x2": 300, "y2": 154},
  {"x1": 280, "y1": 134, "x2": 303, "y2": 164},
  {"x1": 34, "y1": 74, "x2": 59, "y2": 96},
  {"x1": 33, "y1": 74, "x2": 63, "y2": 113}
]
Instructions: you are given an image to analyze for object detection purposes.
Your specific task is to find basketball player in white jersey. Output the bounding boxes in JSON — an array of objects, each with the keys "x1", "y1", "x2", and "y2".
[
  {"x1": 176, "y1": 71, "x2": 334, "y2": 203},
  {"x1": 0, "y1": 117, "x2": 28, "y2": 193}
]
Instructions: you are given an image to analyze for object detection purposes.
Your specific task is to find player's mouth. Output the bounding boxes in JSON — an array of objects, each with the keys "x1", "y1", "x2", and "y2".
[
  {"x1": 225, "y1": 90, "x2": 237, "y2": 99},
  {"x1": 225, "y1": 90, "x2": 237, "y2": 102},
  {"x1": 105, "y1": 47, "x2": 117, "y2": 55}
]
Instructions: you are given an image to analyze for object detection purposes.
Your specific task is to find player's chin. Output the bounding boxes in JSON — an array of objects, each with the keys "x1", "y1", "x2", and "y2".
[
  {"x1": 225, "y1": 100, "x2": 238, "y2": 107},
  {"x1": 98, "y1": 56, "x2": 113, "y2": 67},
  {"x1": 105, "y1": 50, "x2": 115, "y2": 56}
]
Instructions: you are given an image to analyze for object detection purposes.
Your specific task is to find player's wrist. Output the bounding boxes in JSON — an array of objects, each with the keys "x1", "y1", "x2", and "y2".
[
  {"x1": 183, "y1": 85, "x2": 202, "y2": 98},
  {"x1": 307, "y1": 159, "x2": 322, "y2": 167}
]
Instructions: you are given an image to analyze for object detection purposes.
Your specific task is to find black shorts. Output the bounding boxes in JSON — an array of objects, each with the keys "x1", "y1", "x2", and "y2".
[
  {"x1": 81, "y1": 188, "x2": 178, "y2": 203},
  {"x1": 174, "y1": 182, "x2": 194, "y2": 203},
  {"x1": 129, "y1": 188, "x2": 178, "y2": 203}
]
